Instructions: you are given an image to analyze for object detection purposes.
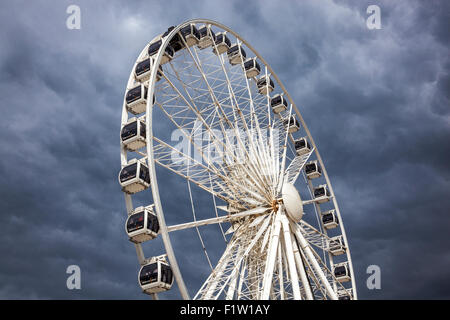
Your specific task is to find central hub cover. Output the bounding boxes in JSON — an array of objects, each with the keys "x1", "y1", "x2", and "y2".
[{"x1": 281, "y1": 183, "x2": 303, "y2": 222}]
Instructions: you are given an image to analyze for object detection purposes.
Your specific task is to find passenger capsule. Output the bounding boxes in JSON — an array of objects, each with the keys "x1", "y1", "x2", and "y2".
[
  {"x1": 294, "y1": 137, "x2": 312, "y2": 156},
  {"x1": 197, "y1": 25, "x2": 216, "y2": 49},
  {"x1": 321, "y1": 209, "x2": 339, "y2": 229},
  {"x1": 148, "y1": 39, "x2": 174, "y2": 64},
  {"x1": 121, "y1": 117, "x2": 146, "y2": 151},
  {"x1": 257, "y1": 75, "x2": 274, "y2": 95},
  {"x1": 283, "y1": 115, "x2": 300, "y2": 133},
  {"x1": 126, "y1": 84, "x2": 148, "y2": 115},
  {"x1": 313, "y1": 184, "x2": 331, "y2": 203},
  {"x1": 243, "y1": 58, "x2": 261, "y2": 78},
  {"x1": 126, "y1": 206, "x2": 159, "y2": 243},
  {"x1": 139, "y1": 258, "x2": 174, "y2": 294},
  {"x1": 270, "y1": 94, "x2": 288, "y2": 114},
  {"x1": 134, "y1": 58, "x2": 163, "y2": 83},
  {"x1": 213, "y1": 32, "x2": 231, "y2": 55},
  {"x1": 304, "y1": 160, "x2": 322, "y2": 179},
  {"x1": 227, "y1": 44, "x2": 247, "y2": 65},
  {"x1": 333, "y1": 262, "x2": 351, "y2": 283},
  {"x1": 328, "y1": 235, "x2": 346, "y2": 256},
  {"x1": 338, "y1": 289, "x2": 353, "y2": 300},
  {"x1": 180, "y1": 23, "x2": 200, "y2": 47},
  {"x1": 162, "y1": 26, "x2": 184, "y2": 52},
  {"x1": 119, "y1": 159, "x2": 150, "y2": 194}
]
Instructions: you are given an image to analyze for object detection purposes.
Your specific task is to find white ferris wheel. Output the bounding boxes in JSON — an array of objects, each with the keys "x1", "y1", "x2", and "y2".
[{"x1": 119, "y1": 19, "x2": 357, "y2": 300}]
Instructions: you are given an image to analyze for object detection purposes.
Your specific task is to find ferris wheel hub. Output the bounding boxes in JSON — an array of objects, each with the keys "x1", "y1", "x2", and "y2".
[{"x1": 281, "y1": 183, "x2": 304, "y2": 222}]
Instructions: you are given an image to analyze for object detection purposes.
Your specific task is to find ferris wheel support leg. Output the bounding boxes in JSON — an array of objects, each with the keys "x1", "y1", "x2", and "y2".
[
  {"x1": 292, "y1": 223, "x2": 338, "y2": 300},
  {"x1": 261, "y1": 212, "x2": 282, "y2": 300},
  {"x1": 236, "y1": 263, "x2": 246, "y2": 300},
  {"x1": 293, "y1": 225, "x2": 338, "y2": 300},
  {"x1": 277, "y1": 244, "x2": 285, "y2": 300},
  {"x1": 291, "y1": 235, "x2": 314, "y2": 300},
  {"x1": 280, "y1": 213, "x2": 302, "y2": 300}
]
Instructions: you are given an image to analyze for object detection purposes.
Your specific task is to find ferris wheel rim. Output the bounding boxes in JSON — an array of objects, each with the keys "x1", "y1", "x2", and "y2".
[{"x1": 120, "y1": 18, "x2": 357, "y2": 300}]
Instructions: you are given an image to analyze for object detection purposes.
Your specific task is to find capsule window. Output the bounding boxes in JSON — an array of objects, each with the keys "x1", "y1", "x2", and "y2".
[
  {"x1": 160, "y1": 264, "x2": 173, "y2": 285},
  {"x1": 199, "y1": 26, "x2": 215, "y2": 40},
  {"x1": 322, "y1": 213, "x2": 335, "y2": 224},
  {"x1": 147, "y1": 213, "x2": 159, "y2": 233},
  {"x1": 334, "y1": 266, "x2": 347, "y2": 277},
  {"x1": 126, "y1": 86, "x2": 142, "y2": 104},
  {"x1": 139, "y1": 263, "x2": 159, "y2": 285},
  {"x1": 305, "y1": 163, "x2": 316, "y2": 174},
  {"x1": 139, "y1": 163, "x2": 150, "y2": 184},
  {"x1": 295, "y1": 139, "x2": 306, "y2": 149},
  {"x1": 216, "y1": 33, "x2": 231, "y2": 47},
  {"x1": 121, "y1": 121, "x2": 138, "y2": 141},
  {"x1": 148, "y1": 40, "x2": 162, "y2": 56},
  {"x1": 135, "y1": 59, "x2": 150, "y2": 77},
  {"x1": 120, "y1": 163, "x2": 138, "y2": 183},
  {"x1": 126, "y1": 211, "x2": 145, "y2": 233},
  {"x1": 140, "y1": 122, "x2": 146, "y2": 137},
  {"x1": 314, "y1": 187, "x2": 325, "y2": 198}
]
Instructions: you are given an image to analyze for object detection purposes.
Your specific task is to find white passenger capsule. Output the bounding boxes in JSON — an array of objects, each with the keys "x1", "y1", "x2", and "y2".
[
  {"x1": 304, "y1": 160, "x2": 322, "y2": 179},
  {"x1": 338, "y1": 289, "x2": 353, "y2": 300},
  {"x1": 333, "y1": 262, "x2": 351, "y2": 283},
  {"x1": 243, "y1": 58, "x2": 261, "y2": 78},
  {"x1": 257, "y1": 75, "x2": 274, "y2": 94},
  {"x1": 213, "y1": 32, "x2": 231, "y2": 55},
  {"x1": 328, "y1": 235, "x2": 346, "y2": 256},
  {"x1": 283, "y1": 115, "x2": 300, "y2": 133},
  {"x1": 270, "y1": 94, "x2": 288, "y2": 114},
  {"x1": 313, "y1": 184, "x2": 331, "y2": 203},
  {"x1": 294, "y1": 137, "x2": 312, "y2": 156},
  {"x1": 126, "y1": 206, "x2": 159, "y2": 243},
  {"x1": 227, "y1": 44, "x2": 247, "y2": 65},
  {"x1": 138, "y1": 257, "x2": 174, "y2": 294},
  {"x1": 321, "y1": 209, "x2": 339, "y2": 229},
  {"x1": 180, "y1": 23, "x2": 201, "y2": 47},
  {"x1": 134, "y1": 58, "x2": 163, "y2": 83},
  {"x1": 120, "y1": 117, "x2": 146, "y2": 151},
  {"x1": 148, "y1": 39, "x2": 174, "y2": 64},
  {"x1": 119, "y1": 158, "x2": 150, "y2": 194},
  {"x1": 125, "y1": 84, "x2": 148, "y2": 115},
  {"x1": 197, "y1": 25, "x2": 216, "y2": 49}
]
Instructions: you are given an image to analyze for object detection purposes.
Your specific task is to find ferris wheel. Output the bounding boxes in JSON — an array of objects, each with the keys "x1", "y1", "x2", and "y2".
[{"x1": 119, "y1": 19, "x2": 357, "y2": 300}]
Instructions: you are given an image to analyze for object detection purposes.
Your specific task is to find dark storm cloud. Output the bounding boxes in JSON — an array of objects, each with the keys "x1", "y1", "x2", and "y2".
[{"x1": 0, "y1": 0, "x2": 448, "y2": 299}]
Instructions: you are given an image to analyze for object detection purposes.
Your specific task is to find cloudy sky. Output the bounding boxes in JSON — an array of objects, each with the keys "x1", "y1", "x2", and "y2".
[{"x1": 0, "y1": 0, "x2": 448, "y2": 299}]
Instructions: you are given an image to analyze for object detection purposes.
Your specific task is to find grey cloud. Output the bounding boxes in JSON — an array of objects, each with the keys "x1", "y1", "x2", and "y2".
[{"x1": 0, "y1": 0, "x2": 448, "y2": 299}]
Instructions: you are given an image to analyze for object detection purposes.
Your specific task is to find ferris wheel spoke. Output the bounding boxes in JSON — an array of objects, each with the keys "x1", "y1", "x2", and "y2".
[
  {"x1": 211, "y1": 52, "x2": 277, "y2": 193},
  {"x1": 152, "y1": 114, "x2": 271, "y2": 207},
  {"x1": 284, "y1": 148, "x2": 314, "y2": 185},
  {"x1": 166, "y1": 206, "x2": 270, "y2": 233},
  {"x1": 188, "y1": 35, "x2": 277, "y2": 194},
  {"x1": 161, "y1": 57, "x2": 275, "y2": 201}
]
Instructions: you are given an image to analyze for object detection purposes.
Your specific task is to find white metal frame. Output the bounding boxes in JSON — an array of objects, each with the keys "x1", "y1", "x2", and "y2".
[{"x1": 120, "y1": 19, "x2": 357, "y2": 300}]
